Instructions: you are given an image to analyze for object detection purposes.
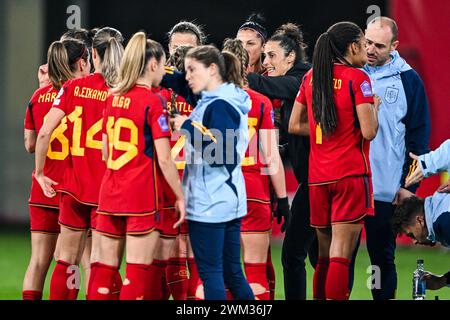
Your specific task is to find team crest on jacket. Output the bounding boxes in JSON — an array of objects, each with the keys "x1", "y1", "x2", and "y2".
[{"x1": 385, "y1": 87, "x2": 399, "y2": 104}]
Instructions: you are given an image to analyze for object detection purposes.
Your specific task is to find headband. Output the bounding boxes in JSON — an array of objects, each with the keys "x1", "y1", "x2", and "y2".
[{"x1": 238, "y1": 21, "x2": 268, "y2": 42}]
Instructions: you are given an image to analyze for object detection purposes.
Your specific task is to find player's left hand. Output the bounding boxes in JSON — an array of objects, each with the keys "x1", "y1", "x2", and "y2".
[
  {"x1": 393, "y1": 187, "x2": 415, "y2": 205},
  {"x1": 170, "y1": 114, "x2": 188, "y2": 131},
  {"x1": 405, "y1": 153, "x2": 423, "y2": 188},
  {"x1": 276, "y1": 197, "x2": 291, "y2": 233}
]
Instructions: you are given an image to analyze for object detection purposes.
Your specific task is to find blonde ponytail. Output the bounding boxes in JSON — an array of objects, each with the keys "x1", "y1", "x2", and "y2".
[
  {"x1": 114, "y1": 32, "x2": 165, "y2": 95},
  {"x1": 102, "y1": 37, "x2": 124, "y2": 87},
  {"x1": 114, "y1": 32, "x2": 147, "y2": 95}
]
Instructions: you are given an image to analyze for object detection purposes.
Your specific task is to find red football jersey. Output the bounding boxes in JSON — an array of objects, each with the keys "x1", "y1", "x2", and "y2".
[
  {"x1": 242, "y1": 89, "x2": 275, "y2": 203},
  {"x1": 52, "y1": 73, "x2": 108, "y2": 205},
  {"x1": 296, "y1": 64, "x2": 375, "y2": 185},
  {"x1": 153, "y1": 87, "x2": 193, "y2": 208},
  {"x1": 25, "y1": 84, "x2": 67, "y2": 208},
  {"x1": 97, "y1": 85, "x2": 171, "y2": 215}
]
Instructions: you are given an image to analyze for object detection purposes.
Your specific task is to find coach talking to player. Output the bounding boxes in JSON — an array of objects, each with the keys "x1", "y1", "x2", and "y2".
[{"x1": 363, "y1": 16, "x2": 431, "y2": 300}]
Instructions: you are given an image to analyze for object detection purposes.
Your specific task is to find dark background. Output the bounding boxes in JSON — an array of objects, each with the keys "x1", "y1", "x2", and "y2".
[{"x1": 45, "y1": 0, "x2": 387, "y2": 60}]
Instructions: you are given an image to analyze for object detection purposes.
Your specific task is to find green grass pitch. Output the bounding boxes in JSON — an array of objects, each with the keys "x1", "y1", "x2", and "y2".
[{"x1": 0, "y1": 230, "x2": 448, "y2": 300}]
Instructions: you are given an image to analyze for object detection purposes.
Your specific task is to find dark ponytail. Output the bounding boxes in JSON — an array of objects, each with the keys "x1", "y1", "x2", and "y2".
[
  {"x1": 186, "y1": 45, "x2": 243, "y2": 87},
  {"x1": 312, "y1": 21, "x2": 363, "y2": 135}
]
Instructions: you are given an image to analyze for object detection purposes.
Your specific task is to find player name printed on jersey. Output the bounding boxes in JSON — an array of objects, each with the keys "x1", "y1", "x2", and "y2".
[
  {"x1": 37, "y1": 91, "x2": 58, "y2": 103},
  {"x1": 73, "y1": 85, "x2": 108, "y2": 101}
]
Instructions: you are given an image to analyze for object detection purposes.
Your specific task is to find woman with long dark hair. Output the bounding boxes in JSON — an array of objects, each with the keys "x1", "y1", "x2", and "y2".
[{"x1": 289, "y1": 21, "x2": 380, "y2": 300}]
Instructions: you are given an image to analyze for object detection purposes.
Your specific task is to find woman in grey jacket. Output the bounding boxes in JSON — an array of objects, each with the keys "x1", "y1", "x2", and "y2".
[{"x1": 170, "y1": 45, "x2": 254, "y2": 300}]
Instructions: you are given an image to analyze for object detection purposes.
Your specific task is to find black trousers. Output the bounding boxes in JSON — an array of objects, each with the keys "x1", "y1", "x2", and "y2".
[
  {"x1": 281, "y1": 183, "x2": 359, "y2": 300},
  {"x1": 364, "y1": 200, "x2": 398, "y2": 300}
]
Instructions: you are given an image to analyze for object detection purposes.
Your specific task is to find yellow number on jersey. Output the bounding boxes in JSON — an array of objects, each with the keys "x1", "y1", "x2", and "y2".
[
  {"x1": 106, "y1": 117, "x2": 139, "y2": 170},
  {"x1": 45, "y1": 115, "x2": 69, "y2": 161},
  {"x1": 86, "y1": 119, "x2": 103, "y2": 150},
  {"x1": 67, "y1": 106, "x2": 85, "y2": 156},
  {"x1": 241, "y1": 117, "x2": 258, "y2": 167}
]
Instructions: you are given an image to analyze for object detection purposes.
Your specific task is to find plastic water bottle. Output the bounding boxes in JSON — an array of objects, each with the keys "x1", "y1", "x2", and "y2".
[{"x1": 413, "y1": 259, "x2": 426, "y2": 300}]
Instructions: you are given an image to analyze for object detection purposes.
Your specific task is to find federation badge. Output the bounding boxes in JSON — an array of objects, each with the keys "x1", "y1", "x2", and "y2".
[
  {"x1": 158, "y1": 114, "x2": 170, "y2": 132},
  {"x1": 360, "y1": 80, "x2": 373, "y2": 98},
  {"x1": 385, "y1": 87, "x2": 399, "y2": 104}
]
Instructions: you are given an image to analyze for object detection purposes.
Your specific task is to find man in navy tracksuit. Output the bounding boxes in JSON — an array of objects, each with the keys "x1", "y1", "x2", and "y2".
[{"x1": 363, "y1": 17, "x2": 431, "y2": 300}]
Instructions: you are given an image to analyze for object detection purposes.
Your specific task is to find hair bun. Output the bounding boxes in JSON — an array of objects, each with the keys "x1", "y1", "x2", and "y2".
[
  {"x1": 246, "y1": 13, "x2": 266, "y2": 26},
  {"x1": 275, "y1": 23, "x2": 304, "y2": 46}
]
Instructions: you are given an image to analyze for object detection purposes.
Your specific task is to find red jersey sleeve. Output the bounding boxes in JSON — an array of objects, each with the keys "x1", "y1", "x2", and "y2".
[
  {"x1": 52, "y1": 84, "x2": 70, "y2": 114},
  {"x1": 24, "y1": 103, "x2": 35, "y2": 130},
  {"x1": 352, "y1": 70, "x2": 374, "y2": 106},
  {"x1": 148, "y1": 95, "x2": 171, "y2": 140},
  {"x1": 260, "y1": 98, "x2": 275, "y2": 130},
  {"x1": 295, "y1": 74, "x2": 309, "y2": 105}
]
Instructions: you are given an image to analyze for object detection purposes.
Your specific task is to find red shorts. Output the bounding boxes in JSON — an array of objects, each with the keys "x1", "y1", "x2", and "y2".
[
  {"x1": 180, "y1": 221, "x2": 188, "y2": 235},
  {"x1": 241, "y1": 201, "x2": 272, "y2": 233},
  {"x1": 59, "y1": 193, "x2": 97, "y2": 231},
  {"x1": 309, "y1": 175, "x2": 374, "y2": 228},
  {"x1": 96, "y1": 213, "x2": 159, "y2": 238},
  {"x1": 29, "y1": 205, "x2": 60, "y2": 234},
  {"x1": 156, "y1": 208, "x2": 182, "y2": 238}
]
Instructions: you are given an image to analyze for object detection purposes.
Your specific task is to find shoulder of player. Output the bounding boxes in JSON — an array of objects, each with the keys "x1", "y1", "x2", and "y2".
[
  {"x1": 245, "y1": 88, "x2": 271, "y2": 104},
  {"x1": 66, "y1": 73, "x2": 106, "y2": 89},
  {"x1": 29, "y1": 84, "x2": 58, "y2": 105},
  {"x1": 340, "y1": 66, "x2": 370, "y2": 81}
]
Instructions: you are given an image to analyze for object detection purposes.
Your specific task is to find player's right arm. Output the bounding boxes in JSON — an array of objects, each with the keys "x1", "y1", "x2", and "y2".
[
  {"x1": 24, "y1": 130, "x2": 37, "y2": 154},
  {"x1": 34, "y1": 107, "x2": 66, "y2": 197}
]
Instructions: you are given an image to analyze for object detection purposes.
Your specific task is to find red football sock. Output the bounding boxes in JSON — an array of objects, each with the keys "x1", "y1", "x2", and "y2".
[
  {"x1": 146, "y1": 260, "x2": 170, "y2": 300},
  {"x1": 313, "y1": 257, "x2": 330, "y2": 300},
  {"x1": 266, "y1": 249, "x2": 276, "y2": 300},
  {"x1": 111, "y1": 269, "x2": 122, "y2": 300},
  {"x1": 187, "y1": 258, "x2": 199, "y2": 300},
  {"x1": 226, "y1": 286, "x2": 234, "y2": 300},
  {"x1": 120, "y1": 263, "x2": 152, "y2": 300},
  {"x1": 244, "y1": 263, "x2": 270, "y2": 300},
  {"x1": 22, "y1": 290, "x2": 42, "y2": 300},
  {"x1": 326, "y1": 257, "x2": 351, "y2": 300},
  {"x1": 88, "y1": 263, "x2": 118, "y2": 300},
  {"x1": 166, "y1": 257, "x2": 188, "y2": 300},
  {"x1": 87, "y1": 262, "x2": 99, "y2": 300},
  {"x1": 50, "y1": 260, "x2": 79, "y2": 300}
]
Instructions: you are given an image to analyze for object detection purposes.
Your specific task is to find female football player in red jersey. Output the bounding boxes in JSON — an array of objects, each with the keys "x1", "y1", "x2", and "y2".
[
  {"x1": 289, "y1": 21, "x2": 380, "y2": 300},
  {"x1": 38, "y1": 28, "x2": 98, "y2": 88},
  {"x1": 222, "y1": 38, "x2": 289, "y2": 300},
  {"x1": 34, "y1": 27, "x2": 124, "y2": 300},
  {"x1": 23, "y1": 38, "x2": 90, "y2": 301},
  {"x1": 146, "y1": 22, "x2": 206, "y2": 301},
  {"x1": 236, "y1": 13, "x2": 268, "y2": 74},
  {"x1": 88, "y1": 32, "x2": 185, "y2": 300},
  {"x1": 149, "y1": 45, "x2": 195, "y2": 301}
]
